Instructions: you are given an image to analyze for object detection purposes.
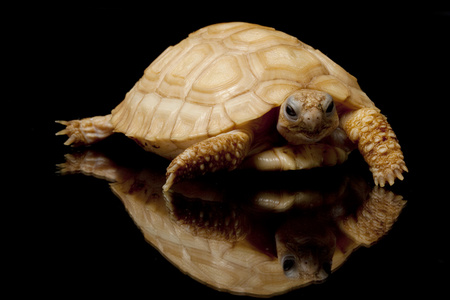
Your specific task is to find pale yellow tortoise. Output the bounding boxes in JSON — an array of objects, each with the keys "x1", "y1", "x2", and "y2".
[{"x1": 56, "y1": 22, "x2": 407, "y2": 191}]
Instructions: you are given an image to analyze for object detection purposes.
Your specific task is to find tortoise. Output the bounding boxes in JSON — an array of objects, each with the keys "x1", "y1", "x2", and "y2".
[{"x1": 56, "y1": 22, "x2": 407, "y2": 191}]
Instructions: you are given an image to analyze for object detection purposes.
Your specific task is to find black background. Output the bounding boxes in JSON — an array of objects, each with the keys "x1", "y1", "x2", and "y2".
[{"x1": 9, "y1": 7, "x2": 449, "y2": 298}]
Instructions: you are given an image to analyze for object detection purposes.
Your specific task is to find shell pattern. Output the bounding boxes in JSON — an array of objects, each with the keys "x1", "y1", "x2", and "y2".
[{"x1": 111, "y1": 22, "x2": 374, "y2": 159}]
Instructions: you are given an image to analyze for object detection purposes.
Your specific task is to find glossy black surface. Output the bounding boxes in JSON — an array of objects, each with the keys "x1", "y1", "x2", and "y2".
[
  {"x1": 12, "y1": 8, "x2": 449, "y2": 298},
  {"x1": 52, "y1": 146, "x2": 407, "y2": 296}
]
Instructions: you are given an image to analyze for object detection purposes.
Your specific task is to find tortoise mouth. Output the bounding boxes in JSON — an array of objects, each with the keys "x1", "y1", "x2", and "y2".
[
  {"x1": 300, "y1": 133, "x2": 324, "y2": 143},
  {"x1": 277, "y1": 124, "x2": 330, "y2": 145},
  {"x1": 292, "y1": 130, "x2": 329, "y2": 144}
]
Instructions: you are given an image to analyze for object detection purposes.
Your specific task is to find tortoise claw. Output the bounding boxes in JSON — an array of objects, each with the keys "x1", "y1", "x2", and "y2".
[
  {"x1": 55, "y1": 119, "x2": 85, "y2": 146},
  {"x1": 55, "y1": 120, "x2": 72, "y2": 134},
  {"x1": 373, "y1": 163, "x2": 408, "y2": 187},
  {"x1": 55, "y1": 115, "x2": 114, "y2": 146},
  {"x1": 163, "y1": 168, "x2": 178, "y2": 191}
]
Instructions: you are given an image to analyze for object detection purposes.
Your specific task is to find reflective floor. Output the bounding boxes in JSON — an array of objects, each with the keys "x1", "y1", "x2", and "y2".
[
  {"x1": 43, "y1": 135, "x2": 447, "y2": 298},
  {"x1": 56, "y1": 147, "x2": 407, "y2": 297}
]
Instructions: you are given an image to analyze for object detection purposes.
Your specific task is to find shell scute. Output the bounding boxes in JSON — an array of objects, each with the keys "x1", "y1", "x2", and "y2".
[
  {"x1": 255, "y1": 79, "x2": 303, "y2": 106},
  {"x1": 307, "y1": 75, "x2": 376, "y2": 110},
  {"x1": 112, "y1": 87, "x2": 144, "y2": 134},
  {"x1": 224, "y1": 27, "x2": 301, "y2": 52},
  {"x1": 224, "y1": 92, "x2": 273, "y2": 125},
  {"x1": 250, "y1": 45, "x2": 327, "y2": 83},
  {"x1": 208, "y1": 104, "x2": 235, "y2": 136},
  {"x1": 307, "y1": 75, "x2": 351, "y2": 103},
  {"x1": 188, "y1": 54, "x2": 257, "y2": 105},
  {"x1": 145, "y1": 97, "x2": 184, "y2": 142},
  {"x1": 192, "y1": 22, "x2": 264, "y2": 40},
  {"x1": 171, "y1": 102, "x2": 212, "y2": 149},
  {"x1": 141, "y1": 44, "x2": 184, "y2": 93},
  {"x1": 158, "y1": 42, "x2": 226, "y2": 99},
  {"x1": 124, "y1": 92, "x2": 161, "y2": 138}
]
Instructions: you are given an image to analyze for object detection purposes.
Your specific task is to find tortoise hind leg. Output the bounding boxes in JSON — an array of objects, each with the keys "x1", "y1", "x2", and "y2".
[{"x1": 56, "y1": 114, "x2": 114, "y2": 146}]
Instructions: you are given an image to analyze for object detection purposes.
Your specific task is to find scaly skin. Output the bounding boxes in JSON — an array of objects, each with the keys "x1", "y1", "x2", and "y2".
[
  {"x1": 242, "y1": 144, "x2": 348, "y2": 171},
  {"x1": 164, "y1": 130, "x2": 252, "y2": 191},
  {"x1": 56, "y1": 114, "x2": 114, "y2": 146},
  {"x1": 339, "y1": 186, "x2": 406, "y2": 246},
  {"x1": 340, "y1": 108, "x2": 408, "y2": 187}
]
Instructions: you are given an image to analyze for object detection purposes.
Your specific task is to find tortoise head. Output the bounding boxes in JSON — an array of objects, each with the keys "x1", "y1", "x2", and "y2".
[
  {"x1": 275, "y1": 217, "x2": 336, "y2": 281},
  {"x1": 277, "y1": 89, "x2": 339, "y2": 145}
]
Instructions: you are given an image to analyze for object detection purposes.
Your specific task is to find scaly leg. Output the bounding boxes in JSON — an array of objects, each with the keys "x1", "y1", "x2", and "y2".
[
  {"x1": 164, "y1": 130, "x2": 252, "y2": 191},
  {"x1": 56, "y1": 114, "x2": 114, "y2": 146},
  {"x1": 57, "y1": 150, "x2": 128, "y2": 182},
  {"x1": 339, "y1": 186, "x2": 406, "y2": 246},
  {"x1": 340, "y1": 108, "x2": 408, "y2": 186},
  {"x1": 242, "y1": 144, "x2": 348, "y2": 171}
]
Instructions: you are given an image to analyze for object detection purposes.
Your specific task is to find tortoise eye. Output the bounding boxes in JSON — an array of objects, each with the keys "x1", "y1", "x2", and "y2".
[
  {"x1": 286, "y1": 105, "x2": 297, "y2": 118},
  {"x1": 282, "y1": 255, "x2": 298, "y2": 278},
  {"x1": 325, "y1": 101, "x2": 335, "y2": 114},
  {"x1": 283, "y1": 257, "x2": 296, "y2": 271}
]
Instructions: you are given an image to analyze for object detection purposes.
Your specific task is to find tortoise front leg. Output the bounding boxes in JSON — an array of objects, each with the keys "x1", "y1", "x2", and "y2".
[
  {"x1": 340, "y1": 108, "x2": 408, "y2": 186},
  {"x1": 242, "y1": 144, "x2": 348, "y2": 171},
  {"x1": 163, "y1": 130, "x2": 252, "y2": 191}
]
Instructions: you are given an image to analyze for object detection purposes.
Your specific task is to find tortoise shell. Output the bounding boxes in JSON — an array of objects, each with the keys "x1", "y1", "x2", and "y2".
[{"x1": 110, "y1": 22, "x2": 375, "y2": 159}]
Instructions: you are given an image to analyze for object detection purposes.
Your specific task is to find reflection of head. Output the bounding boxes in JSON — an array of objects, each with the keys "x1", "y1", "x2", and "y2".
[{"x1": 276, "y1": 217, "x2": 336, "y2": 281}]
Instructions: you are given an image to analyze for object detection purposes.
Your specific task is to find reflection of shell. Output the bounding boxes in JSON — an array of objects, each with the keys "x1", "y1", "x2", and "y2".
[
  {"x1": 339, "y1": 187, "x2": 406, "y2": 246},
  {"x1": 115, "y1": 177, "x2": 313, "y2": 296}
]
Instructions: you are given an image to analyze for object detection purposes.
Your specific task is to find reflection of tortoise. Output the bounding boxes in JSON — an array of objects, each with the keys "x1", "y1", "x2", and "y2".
[
  {"x1": 59, "y1": 150, "x2": 406, "y2": 297},
  {"x1": 57, "y1": 22, "x2": 407, "y2": 190}
]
